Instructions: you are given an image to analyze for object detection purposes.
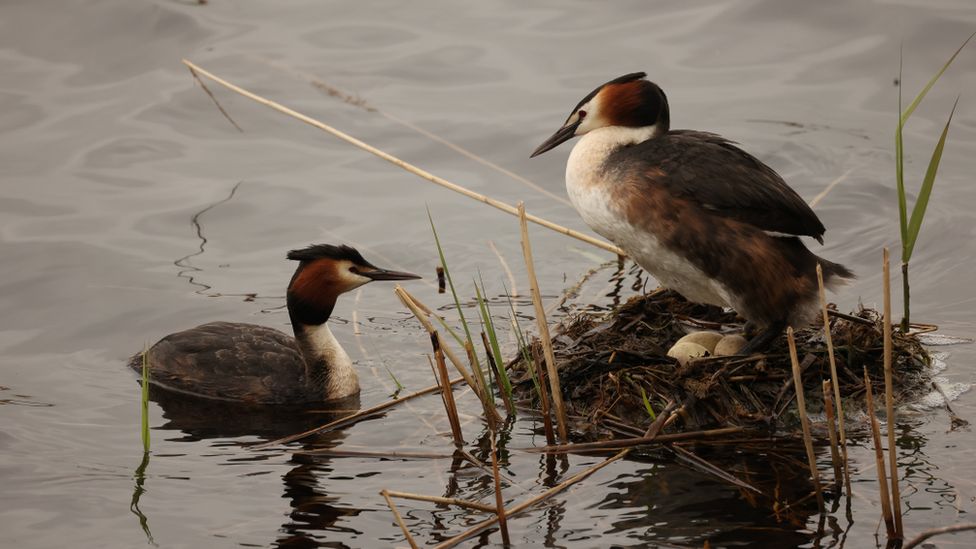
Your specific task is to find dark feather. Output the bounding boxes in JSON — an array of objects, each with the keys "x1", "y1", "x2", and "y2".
[
  {"x1": 607, "y1": 130, "x2": 826, "y2": 243},
  {"x1": 129, "y1": 321, "x2": 317, "y2": 405},
  {"x1": 287, "y1": 244, "x2": 375, "y2": 266}
]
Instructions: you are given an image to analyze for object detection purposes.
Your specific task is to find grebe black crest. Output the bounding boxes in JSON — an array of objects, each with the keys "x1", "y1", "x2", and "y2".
[
  {"x1": 130, "y1": 244, "x2": 420, "y2": 405},
  {"x1": 531, "y1": 72, "x2": 853, "y2": 353}
]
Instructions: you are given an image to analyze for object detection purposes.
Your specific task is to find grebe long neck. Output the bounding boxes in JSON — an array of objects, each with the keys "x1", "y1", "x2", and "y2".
[
  {"x1": 286, "y1": 265, "x2": 359, "y2": 401},
  {"x1": 566, "y1": 124, "x2": 663, "y2": 205},
  {"x1": 291, "y1": 320, "x2": 358, "y2": 401}
]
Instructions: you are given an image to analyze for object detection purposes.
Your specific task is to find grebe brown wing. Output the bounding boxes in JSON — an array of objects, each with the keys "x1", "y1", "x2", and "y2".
[
  {"x1": 611, "y1": 130, "x2": 827, "y2": 243},
  {"x1": 130, "y1": 321, "x2": 310, "y2": 405}
]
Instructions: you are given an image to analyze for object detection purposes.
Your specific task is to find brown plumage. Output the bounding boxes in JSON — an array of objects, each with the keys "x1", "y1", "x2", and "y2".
[{"x1": 531, "y1": 73, "x2": 853, "y2": 353}]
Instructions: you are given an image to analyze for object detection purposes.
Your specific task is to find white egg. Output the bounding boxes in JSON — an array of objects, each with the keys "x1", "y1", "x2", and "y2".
[
  {"x1": 714, "y1": 334, "x2": 748, "y2": 356},
  {"x1": 666, "y1": 341, "x2": 710, "y2": 365},
  {"x1": 674, "y1": 331, "x2": 723, "y2": 353}
]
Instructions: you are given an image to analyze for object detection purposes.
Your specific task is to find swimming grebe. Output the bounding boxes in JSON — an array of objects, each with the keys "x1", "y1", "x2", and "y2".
[
  {"x1": 130, "y1": 244, "x2": 420, "y2": 404},
  {"x1": 531, "y1": 72, "x2": 853, "y2": 353}
]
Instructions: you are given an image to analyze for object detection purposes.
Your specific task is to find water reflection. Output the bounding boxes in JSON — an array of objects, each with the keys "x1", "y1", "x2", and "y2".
[
  {"x1": 146, "y1": 386, "x2": 359, "y2": 548},
  {"x1": 129, "y1": 452, "x2": 157, "y2": 547},
  {"x1": 132, "y1": 369, "x2": 976, "y2": 548},
  {"x1": 276, "y1": 454, "x2": 364, "y2": 549},
  {"x1": 600, "y1": 444, "x2": 831, "y2": 548},
  {"x1": 173, "y1": 181, "x2": 243, "y2": 297}
]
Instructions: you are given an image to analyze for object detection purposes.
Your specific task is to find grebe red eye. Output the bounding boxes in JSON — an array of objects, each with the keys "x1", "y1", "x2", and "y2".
[{"x1": 578, "y1": 110, "x2": 587, "y2": 119}]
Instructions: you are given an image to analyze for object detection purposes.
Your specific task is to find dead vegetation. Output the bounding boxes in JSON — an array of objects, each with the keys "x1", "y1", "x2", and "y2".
[{"x1": 510, "y1": 288, "x2": 932, "y2": 438}]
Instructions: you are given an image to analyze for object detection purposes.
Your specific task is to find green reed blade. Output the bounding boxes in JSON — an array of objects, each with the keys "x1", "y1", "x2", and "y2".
[
  {"x1": 504, "y1": 282, "x2": 542, "y2": 399},
  {"x1": 473, "y1": 281, "x2": 495, "y2": 395},
  {"x1": 141, "y1": 345, "x2": 150, "y2": 452},
  {"x1": 896, "y1": 49, "x2": 908, "y2": 251},
  {"x1": 385, "y1": 364, "x2": 404, "y2": 398},
  {"x1": 476, "y1": 274, "x2": 514, "y2": 412},
  {"x1": 640, "y1": 387, "x2": 656, "y2": 421},
  {"x1": 898, "y1": 33, "x2": 972, "y2": 261},
  {"x1": 900, "y1": 32, "x2": 974, "y2": 125},
  {"x1": 904, "y1": 98, "x2": 959, "y2": 261},
  {"x1": 471, "y1": 279, "x2": 501, "y2": 396},
  {"x1": 896, "y1": 34, "x2": 971, "y2": 329},
  {"x1": 431, "y1": 309, "x2": 466, "y2": 349},
  {"x1": 426, "y1": 208, "x2": 472, "y2": 343},
  {"x1": 426, "y1": 207, "x2": 488, "y2": 393}
]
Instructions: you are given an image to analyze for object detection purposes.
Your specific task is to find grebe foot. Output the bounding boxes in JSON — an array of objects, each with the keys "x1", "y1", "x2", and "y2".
[{"x1": 739, "y1": 320, "x2": 787, "y2": 355}]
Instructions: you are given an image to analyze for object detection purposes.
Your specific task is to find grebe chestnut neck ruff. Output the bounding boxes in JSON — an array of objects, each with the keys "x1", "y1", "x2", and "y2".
[
  {"x1": 531, "y1": 72, "x2": 853, "y2": 353},
  {"x1": 129, "y1": 244, "x2": 420, "y2": 405}
]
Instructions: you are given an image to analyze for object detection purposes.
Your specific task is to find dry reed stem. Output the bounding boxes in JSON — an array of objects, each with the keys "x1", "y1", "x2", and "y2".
[
  {"x1": 488, "y1": 240, "x2": 519, "y2": 297},
  {"x1": 432, "y1": 449, "x2": 629, "y2": 549},
  {"x1": 822, "y1": 380, "x2": 843, "y2": 487},
  {"x1": 398, "y1": 285, "x2": 437, "y2": 316},
  {"x1": 671, "y1": 444, "x2": 763, "y2": 495},
  {"x1": 518, "y1": 202, "x2": 568, "y2": 443},
  {"x1": 394, "y1": 286, "x2": 478, "y2": 390},
  {"x1": 530, "y1": 345, "x2": 557, "y2": 445},
  {"x1": 432, "y1": 333, "x2": 464, "y2": 445},
  {"x1": 253, "y1": 56, "x2": 572, "y2": 207},
  {"x1": 809, "y1": 167, "x2": 855, "y2": 207},
  {"x1": 902, "y1": 523, "x2": 976, "y2": 549},
  {"x1": 787, "y1": 327, "x2": 824, "y2": 511},
  {"x1": 523, "y1": 426, "x2": 744, "y2": 454},
  {"x1": 293, "y1": 448, "x2": 454, "y2": 459},
  {"x1": 185, "y1": 65, "x2": 244, "y2": 132},
  {"x1": 436, "y1": 406, "x2": 682, "y2": 548},
  {"x1": 351, "y1": 297, "x2": 362, "y2": 338},
  {"x1": 458, "y1": 449, "x2": 522, "y2": 489},
  {"x1": 865, "y1": 367, "x2": 896, "y2": 538},
  {"x1": 381, "y1": 489, "x2": 419, "y2": 549},
  {"x1": 398, "y1": 285, "x2": 472, "y2": 343},
  {"x1": 462, "y1": 340, "x2": 485, "y2": 398},
  {"x1": 252, "y1": 376, "x2": 464, "y2": 449},
  {"x1": 385, "y1": 490, "x2": 497, "y2": 514},
  {"x1": 883, "y1": 248, "x2": 904, "y2": 537},
  {"x1": 643, "y1": 400, "x2": 680, "y2": 437},
  {"x1": 382, "y1": 108, "x2": 574, "y2": 206},
  {"x1": 490, "y1": 434, "x2": 511, "y2": 545},
  {"x1": 352, "y1": 292, "x2": 441, "y2": 437},
  {"x1": 817, "y1": 263, "x2": 851, "y2": 496},
  {"x1": 181, "y1": 59, "x2": 622, "y2": 256}
]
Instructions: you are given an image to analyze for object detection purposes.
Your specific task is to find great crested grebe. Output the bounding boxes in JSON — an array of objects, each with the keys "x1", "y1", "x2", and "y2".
[
  {"x1": 531, "y1": 72, "x2": 853, "y2": 353},
  {"x1": 130, "y1": 244, "x2": 420, "y2": 404}
]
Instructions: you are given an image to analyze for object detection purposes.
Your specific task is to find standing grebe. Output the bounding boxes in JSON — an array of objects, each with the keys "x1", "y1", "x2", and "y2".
[
  {"x1": 130, "y1": 244, "x2": 420, "y2": 404},
  {"x1": 531, "y1": 72, "x2": 853, "y2": 353}
]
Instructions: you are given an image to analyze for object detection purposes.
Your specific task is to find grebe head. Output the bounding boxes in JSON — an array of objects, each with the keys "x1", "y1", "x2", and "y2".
[
  {"x1": 530, "y1": 72, "x2": 670, "y2": 158},
  {"x1": 286, "y1": 244, "x2": 420, "y2": 326}
]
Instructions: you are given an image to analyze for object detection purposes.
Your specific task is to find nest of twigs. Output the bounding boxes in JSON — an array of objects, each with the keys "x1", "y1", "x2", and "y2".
[{"x1": 511, "y1": 289, "x2": 931, "y2": 437}]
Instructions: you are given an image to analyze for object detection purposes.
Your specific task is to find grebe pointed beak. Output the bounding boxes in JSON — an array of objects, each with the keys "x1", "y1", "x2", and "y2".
[
  {"x1": 358, "y1": 267, "x2": 422, "y2": 282},
  {"x1": 530, "y1": 120, "x2": 581, "y2": 158}
]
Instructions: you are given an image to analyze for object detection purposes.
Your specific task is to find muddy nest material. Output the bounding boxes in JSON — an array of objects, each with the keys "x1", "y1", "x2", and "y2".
[{"x1": 511, "y1": 289, "x2": 931, "y2": 437}]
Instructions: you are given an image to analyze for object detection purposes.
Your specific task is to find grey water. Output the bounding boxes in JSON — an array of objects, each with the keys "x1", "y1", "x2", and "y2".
[{"x1": 2, "y1": 0, "x2": 976, "y2": 547}]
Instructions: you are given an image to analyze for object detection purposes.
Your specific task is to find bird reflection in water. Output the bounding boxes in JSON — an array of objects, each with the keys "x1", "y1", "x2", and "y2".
[{"x1": 133, "y1": 385, "x2": 363, "y2": 548}]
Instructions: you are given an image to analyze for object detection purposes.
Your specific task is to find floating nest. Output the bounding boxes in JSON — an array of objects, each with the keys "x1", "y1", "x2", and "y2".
[{"x1": 511, "y1": 289, "x2": 932, "y2": 438}]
